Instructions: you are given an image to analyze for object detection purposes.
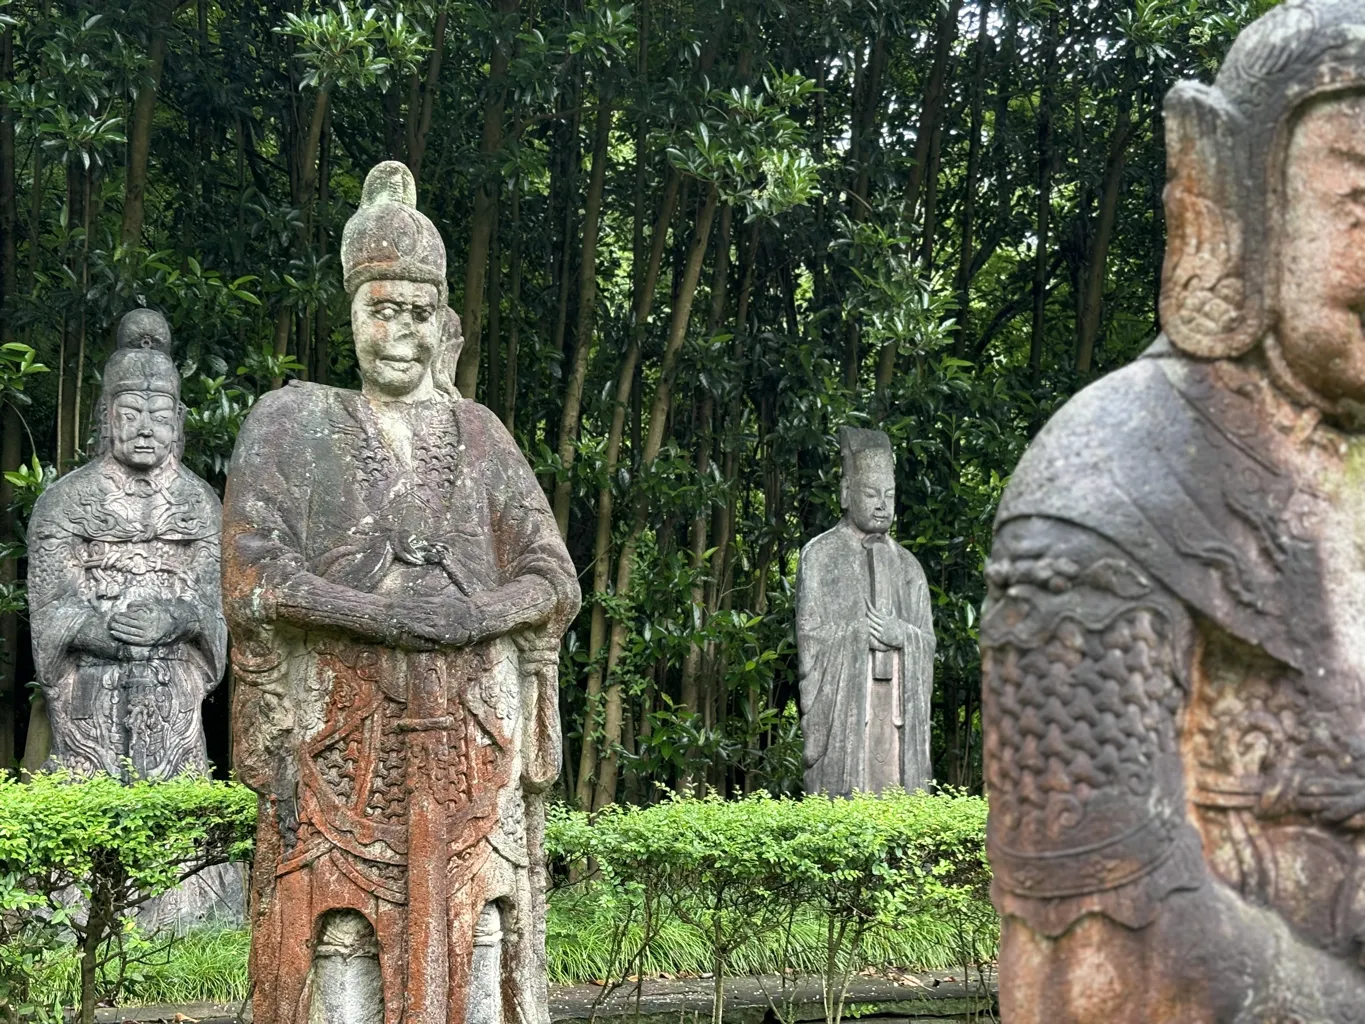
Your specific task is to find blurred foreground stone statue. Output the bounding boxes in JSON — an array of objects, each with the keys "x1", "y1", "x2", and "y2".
[
  {"x1": 797, "y1": 427, "x2": 934, "y2": 797},
  {"x1": 223, "y1": 161, "x2": 579, "y2": 1024},
  {"x1": 28, "y1": 308, "x2": 226, "y2": 779},
  {"x1": 981, "y1": 2, "x2": 1365, "y2": 1018}
]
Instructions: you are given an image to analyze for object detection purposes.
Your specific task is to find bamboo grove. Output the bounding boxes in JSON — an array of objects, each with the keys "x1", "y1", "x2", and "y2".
[{"x1": 0, "y1": 0, "x2": 1273, "y2": 803}]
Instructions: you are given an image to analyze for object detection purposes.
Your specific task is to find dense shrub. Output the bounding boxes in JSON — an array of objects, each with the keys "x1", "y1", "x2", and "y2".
[
  {"x1": 0, "y1": 772, "x2": 255, "y2": 1024},
  {"x1": 7, "y1": 785, "x2": 993, "y2": 1020},
  {"x1": 545, "y1": 790, "x2": 994, "y2": 1024}
]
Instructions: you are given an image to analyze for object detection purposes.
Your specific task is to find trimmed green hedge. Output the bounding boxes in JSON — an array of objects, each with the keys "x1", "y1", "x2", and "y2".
[
  {"x1": 545, "y1": 791, "x2": 994, "y2": 1024},
  {"x1": 0, "y1": 772, "x2": 255, "y2": 1024},
  {"x1": 8, "y1": 784, "x2": 994, "y2": 1023}
]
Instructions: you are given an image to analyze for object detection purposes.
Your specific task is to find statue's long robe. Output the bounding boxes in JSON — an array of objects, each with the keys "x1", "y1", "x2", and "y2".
[
  {"x1": 26, "y1": 456, "x2": 226, "y2": 778},
  {"x1": 796, "y1": 522, "x2": 935, "y2": 796},
  {"x1": 223, "y1": 382, "x2": 578, "y2": 1024}
]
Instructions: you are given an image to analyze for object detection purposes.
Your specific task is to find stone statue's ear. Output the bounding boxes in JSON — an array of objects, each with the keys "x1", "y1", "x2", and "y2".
[
  {"x1": 1159, "y1": 81, "x2": 1262, "y2": 359},
  {"x1": 176, "y1": 400, "x2": 188, "y2": 461},
  {"x1": 433, "y1": 306, "x2": 464, "y2": 398},
  {"x1": 839, "y1": 476, "x2": 849, "y2": 510},
  {"x1": 93, "y1": 394, "x2": 111, "y2": 455}
]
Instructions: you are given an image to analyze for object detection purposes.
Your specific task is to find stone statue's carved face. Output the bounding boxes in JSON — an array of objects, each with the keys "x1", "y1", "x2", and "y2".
[
  {"x1": 1278, "y1": 92, "x2": 1365, "y2": 404},
  {"x1": 110, "y1": 391, "x2": 177, "y2": 470},
  {"x1": 352, "y1": 278, "x2": 440, "y2": 399},
  {"x1": 843, "y1": 453, "x2": 895, "y2": 534}
]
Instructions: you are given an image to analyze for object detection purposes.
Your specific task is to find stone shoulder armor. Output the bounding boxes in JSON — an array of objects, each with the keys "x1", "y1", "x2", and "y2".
[
  {"x1": 982, "y1": 515, "x2": 1205, "y2": 936},
  {"x1": 997, "y1": 338, "x2": 1328, "y2": 677}
]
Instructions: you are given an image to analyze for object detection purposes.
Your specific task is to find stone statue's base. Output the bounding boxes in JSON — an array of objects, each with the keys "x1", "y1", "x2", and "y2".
[{"x1": 139, "y1": 863, "x2": 247, "y2": 933}]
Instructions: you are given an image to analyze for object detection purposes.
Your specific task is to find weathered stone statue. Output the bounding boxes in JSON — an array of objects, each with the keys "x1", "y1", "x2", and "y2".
[
  {"x1": 797, "y1": 427, "x2": 934, "y2": 797},
  {"x1": 26, "y1": 308, "x2": 227, "y2": 780},
  {"x1": 981, "y1": 2, "x2": 1365, "y2": 1018},
  {"x1": 223, "y1": 161, "x2": 579, "y2": 1024}
]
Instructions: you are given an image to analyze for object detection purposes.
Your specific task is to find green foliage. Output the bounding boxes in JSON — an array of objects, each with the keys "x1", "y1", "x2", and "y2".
[
  {"x1": 4, "y1": 789, "x2": 991, "y2": 1016},
  {"x1": 278, "y1": 2, "x2": 416, "y2": 92},
  {"x1": 30, "y1": 926, "x2": 250, "y2": 1010},
  {"x1": 2, "y1": 455, "x2": 51, "y2": 526},
  {"x1": 0, "y1": 772, "x2": 256, "y2": 1024},
  {"x1": 0, "y1": 343, "x2": 48, "y2": 409},
  {"x1": 545, "y1": 790, "x2": 993, "y2": 1024}
]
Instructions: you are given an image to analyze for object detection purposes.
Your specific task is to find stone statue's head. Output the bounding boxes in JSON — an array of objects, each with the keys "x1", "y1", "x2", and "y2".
[
  {"x1": 839, "y1": 427, "x2": 895, "y2": 535},
  {"x1": 341, "y1": 161, "x2": 460, "y2": 400},
  {"x1": 100, "y1": 329, "x2": 181, "y2": 471},
  {"x1": 1162, "y1": 0, "x2": 1365, "y2": 411}
]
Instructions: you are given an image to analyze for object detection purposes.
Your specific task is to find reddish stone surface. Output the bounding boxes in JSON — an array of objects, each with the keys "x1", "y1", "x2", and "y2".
[{"x1": 224, "y1": 162, "x2": 578, "y2": 1024}]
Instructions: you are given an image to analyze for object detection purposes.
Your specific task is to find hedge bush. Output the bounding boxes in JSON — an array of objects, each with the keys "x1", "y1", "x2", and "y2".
[
  {"x1": 545, "y1": 790, "x2": 994, "y2": 1024},
  {"x1": 5, "y1": 784, "x2": 993, "y2": 1023},
  {"x1": 0, "y1": 772, "x2": 256, "y2": 1024}
]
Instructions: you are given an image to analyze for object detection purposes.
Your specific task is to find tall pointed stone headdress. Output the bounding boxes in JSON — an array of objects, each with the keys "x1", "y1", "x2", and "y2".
[
  {"x1": 1161, "y1": 0, "x2": 1365, "y2": 359},
  {"x1": 838, "y1": 427, "x2": 893, "y2": 509},
  {"x1": 341, "y1": 161, "x2": 447, "y2": 304}
]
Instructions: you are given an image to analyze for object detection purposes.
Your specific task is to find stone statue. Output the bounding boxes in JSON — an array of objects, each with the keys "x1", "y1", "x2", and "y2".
[
  {"x1": 26, "y1": 308, "x2": 227, "y2": 780},
  {"x1": 796, "y1": 427, "x2": 934, "y2": 797},
  {"x1": 223, "y1": 161, "x2": 580, "y2": 1024},
  {"x1": 981, "y1": 1, "x2": 1365, "y2": 1018}
]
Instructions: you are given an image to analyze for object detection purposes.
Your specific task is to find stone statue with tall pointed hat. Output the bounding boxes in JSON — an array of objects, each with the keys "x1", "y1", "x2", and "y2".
[
  {"x1": 796, "y1": 427, "x2": 934, "y2": 797},
  {"x1": 27, "y1": 308, "x2": 227, "y2": 781},
  {"x1": 223, "y1": 162, "x2": 579, "y2": 1024}
]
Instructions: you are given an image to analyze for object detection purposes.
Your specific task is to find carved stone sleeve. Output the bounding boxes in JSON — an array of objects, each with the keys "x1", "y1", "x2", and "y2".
[
  {"x1": 981, "y1": 516, "x2": 1207, "y2": 937},
  {"x1": 478, "y1": 403, "x2": 581, "y2": 638},
  {"x1": 26, "y1": 481, "x2": 111, "y2": 685},
  {"x1": 794, "y1": 536, "x2": 863, "y2": 773},
  {"x1": 475, "y1": 403, "x2": 580, "y2": 790},
  {"x1": 183, "y1": 495, "x2": 228, "y2": 688}
]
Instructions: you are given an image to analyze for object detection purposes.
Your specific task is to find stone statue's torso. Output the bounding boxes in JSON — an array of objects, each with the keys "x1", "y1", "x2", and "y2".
[
  {"x1": 26, "y1": 455, "x2": 225, "y2": 780},
  {"x1": 225, "y1": 378, "x2": 579, "y2": 1024},
  {"x1": 988, "y1": 341, "x2": 1365, "y2": 965}
]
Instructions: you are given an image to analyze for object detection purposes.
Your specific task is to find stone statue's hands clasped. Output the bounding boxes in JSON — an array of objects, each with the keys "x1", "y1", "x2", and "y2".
[
  {"x1": 402, "y1": 591, "x2": 486, "y2": 649},
  {"x1": 109, "y1": 600, "x2": 193, "y2": 647},
  {"x1": 866, "y1": 600, "x2": 908, "y2": 649}
]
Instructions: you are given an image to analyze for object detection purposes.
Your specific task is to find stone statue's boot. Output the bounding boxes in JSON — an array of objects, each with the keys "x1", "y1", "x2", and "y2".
[
  {"x1": 467, "y1": 903, "x2": 505, "y2": 1024},
  {"x1": 309, "y1": 911, "x2": 383, "y2": 1024}
]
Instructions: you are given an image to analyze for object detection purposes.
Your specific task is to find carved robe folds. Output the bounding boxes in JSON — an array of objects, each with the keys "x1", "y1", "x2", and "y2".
[
  {"x1": 223, "y1": 382, "x2": 578, "y2": 1024},
  {"x1": 27, "y1": 458, "x2": 226, "y2": 778}
]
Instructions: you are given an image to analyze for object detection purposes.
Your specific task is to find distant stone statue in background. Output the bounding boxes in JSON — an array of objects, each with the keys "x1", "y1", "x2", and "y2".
[
  {"x1": 981, "y1": 2, "x2": 1365, "y2": 1019},
  {"x1": 796, "y1": 427, "x2": 934, "y2": 797},
  {"x1": 27, "y1": 308, "x2": 227, "y2": 780},
  {"x1": 224, "y1": 161, "x2": 579, "y2": 1024}
]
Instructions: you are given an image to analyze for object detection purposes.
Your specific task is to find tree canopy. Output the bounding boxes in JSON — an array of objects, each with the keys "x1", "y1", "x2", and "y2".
[{"x1": 0, "y1": 0, "x2": 1275, "y2": 801}]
